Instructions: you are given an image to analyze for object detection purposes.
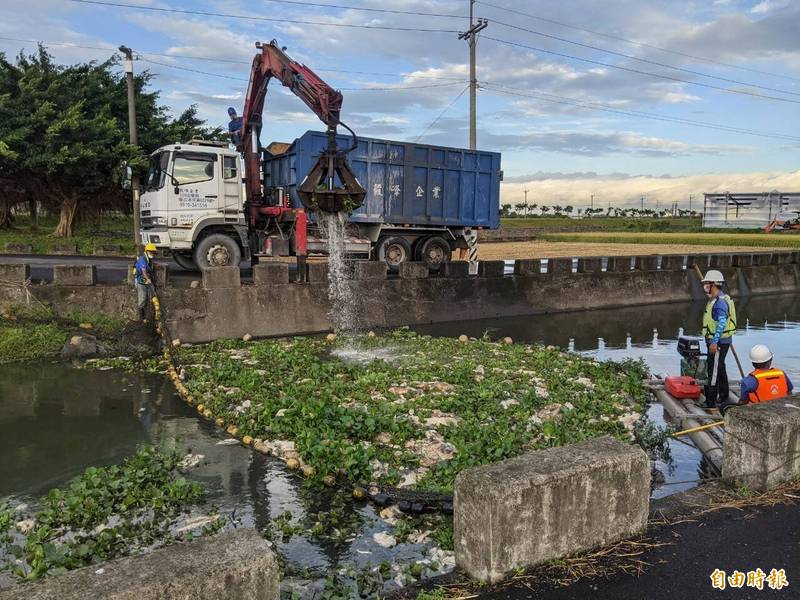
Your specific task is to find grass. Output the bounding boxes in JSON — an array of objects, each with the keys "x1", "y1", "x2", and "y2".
[
  {"x1": 106, "y1": 329, "x2": 653, "y2": 493},
  {"x1": 538, "y1": 231, "x2": 800, "y2": 248},
  {"x1": 0, "y1": 304, "x2": 127, "y2": 363},
  {"x1": 500, "y1": 217, "x2": 702, "y2": 232},
  {"x1": 0, "y1": 214, "x2": 135, "y2": 256}
]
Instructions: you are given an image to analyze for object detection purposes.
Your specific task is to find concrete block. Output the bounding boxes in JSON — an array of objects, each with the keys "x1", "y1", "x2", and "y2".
[
  {"x1": 723, "y1": 398, "x2": 800, "y2": 492},
  {"x1": 443, "y1": 261, "x2": 469, "y2": 278},
  {"x1": 202, "y1": 266, "x2": 240, "y2": 289},
  {"x1": 0, "y1": 263, "x2": 30, "y2": 284},
  {"x1": 660, "y1": 255, "x2": 685, "y2": 271},
  {"x1": 94, "y1": 244, "x2": 123, "y2": 256},
  {"x1": 307, "y1": 262, "x2": 329, "y2": 283},
  {"x1": 687, "y1": 255, "x2": 709, "y2": 271},
  {"x1": 576, "y1": 257, "x2": 602, "y2": 273},
  {"x1": 454, "y1": 437, "x2": 650, "y2": 583},
  {"x1": 607, "y1": 256, "x2": 633, "y2": 272},
  {"x1": 3, "y1": 242, "x2": 32, "y2": 254},
  {"x1": 51, "y1": 242, "x2": 78, "y2": 255},
  {"x1": 709, "y1": 254, "x2": 733, "y2": 269},
  {"x1": 770, "y1": 252, "x2": 793, "y2": 265},
  {"x1": 253, "y1": 262, "x2": 289, "y2": 286},
  {"x1": 732, "y1": 254, "x2": 753, "y2": 267},
  {"x1": 478, "y1": 260, "x2": 505, "y2": 278},
  {"x1": 753, "y1": 252, "x2": 772, "y2": 267},
  {"x1": 399, "y1": 261, "x2": 429, "y2": 279},
  {"x1": 514, "y1": 259, "x2": 541, "y2": 277},
  {"x1": 353, "y1": 260, "x2": 387, "y2": 280},
  {"x1": 635, "y1": 256, "x2": 659, "y2": 271},
  {"x1": 0, "y1": 529, "x2": 279, "y2": 600},
  {"x1": 53, "y1": 264, "x2": 96, "y2": 286},
  {"x1": 548, "y1": 257, "x2": 573, "y2": 276}
]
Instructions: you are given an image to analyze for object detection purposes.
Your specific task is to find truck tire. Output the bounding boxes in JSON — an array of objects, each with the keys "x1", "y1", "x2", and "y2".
[
  {"x1": 416, "y1": 236, "x2": 451, "y2": 272},
  {"x1": 172, "y1": 252, "x2": 197, "y2": 271},
  {"x1": 376, "y1": 236, "x2": 411, "y2": 271},
  {"x1": 194, "y1": 233, "x2": 242, "y2": 269}
]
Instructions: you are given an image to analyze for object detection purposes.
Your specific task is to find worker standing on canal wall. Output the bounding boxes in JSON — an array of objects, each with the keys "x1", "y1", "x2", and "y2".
[
  {"x1": 134, "y1": 243, "x2": 157, "y2": 322},
  {"x1": 739, "y1": 344, "x2": 793, "y2": 404},
  {"x1": 700, "y1": 269, "x2": 737, "y2": 410}
]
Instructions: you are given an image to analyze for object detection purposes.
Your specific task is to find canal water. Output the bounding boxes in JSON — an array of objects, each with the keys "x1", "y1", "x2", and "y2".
[{"x1": 1, "y1": 292, "x2": 799, "y2": 592}]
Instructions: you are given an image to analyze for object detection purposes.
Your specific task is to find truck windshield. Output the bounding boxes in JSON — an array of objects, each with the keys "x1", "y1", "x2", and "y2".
[{"x1": 144, "y1": 152, "x2": 170, "y2": 191}]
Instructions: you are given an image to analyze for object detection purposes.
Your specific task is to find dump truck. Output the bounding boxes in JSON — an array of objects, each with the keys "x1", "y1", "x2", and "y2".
[{"x1": 136, "y1": 41, "x2": 502, "y2": 271}]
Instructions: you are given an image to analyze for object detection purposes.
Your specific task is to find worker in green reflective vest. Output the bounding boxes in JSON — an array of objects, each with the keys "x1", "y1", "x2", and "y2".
[{"x1": 700, "y1": 269, "x2": 737, "y2": 410}]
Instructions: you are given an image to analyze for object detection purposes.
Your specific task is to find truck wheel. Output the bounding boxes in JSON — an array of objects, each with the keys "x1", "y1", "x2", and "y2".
[
  {"x1": 194, "y1": 234, "x2": 242, "y2": 269},
  {"x1": 376, "y1": 236, "x2": 411, "y2": 271},
  {"x1": 172, "y1": 252, "x2": 197, "y2": 271},
  {"x1": 417, "y1": 236, "x2": 451, "y2": 272}
]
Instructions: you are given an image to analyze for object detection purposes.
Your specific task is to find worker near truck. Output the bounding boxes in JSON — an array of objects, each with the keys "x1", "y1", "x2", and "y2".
[
  {"x1": 700, "y1": 269, "x2": 737, "y2": 410},
  {"x1": 227, "y1": 106, "x2": 243, "y2": 146},
  {"x1": 739, "y1": 344, "x2": 793, "y2": 403},
  {"x1": 134, "y1": 243, "x2": 157, "y2": 322}
]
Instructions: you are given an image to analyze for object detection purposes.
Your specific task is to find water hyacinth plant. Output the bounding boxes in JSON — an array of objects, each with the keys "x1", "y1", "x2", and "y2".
[{"x1": 168, "y1": 329, "x2": 650, "y2": 492}]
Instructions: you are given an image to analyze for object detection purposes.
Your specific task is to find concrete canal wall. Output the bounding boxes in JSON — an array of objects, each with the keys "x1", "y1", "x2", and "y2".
[
  {"x1": 0, "y1": 529, "x2": 278, "y2": 600},
  {"x1": 1, "y1": 251, "x2": 798, "y2": 343}
]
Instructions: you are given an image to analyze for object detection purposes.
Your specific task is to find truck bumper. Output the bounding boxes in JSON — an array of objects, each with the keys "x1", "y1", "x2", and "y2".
[{"x1": 139, "y1": 228, "x2": 193, "y2": 250}]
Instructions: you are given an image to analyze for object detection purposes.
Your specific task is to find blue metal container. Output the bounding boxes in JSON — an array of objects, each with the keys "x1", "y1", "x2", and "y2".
[{"x1": 264, "y1": 130, "x2": 501, "y2": 229}]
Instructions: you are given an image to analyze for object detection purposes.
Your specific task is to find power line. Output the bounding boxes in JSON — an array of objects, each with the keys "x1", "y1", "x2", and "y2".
[
  {"x1": 476, "y1": 0, "x2": 800, "y2": 84},
  {"x1": 0, "y1": 35, "x2": 118, "y2": 54},
  {"x1": 487, "y1": 18, "x2": 800, "y2": 98},
  {"x1": 415, "y1": 84, "x2": 469, "y2": 142},
  {"x1": 260, "y1": 0, "x2": 468, "y2": 19},
  {"x1": 67, "y1": 0, "x2": 460, "y2": 32},
  {"x1": 479, "y1": 82, "x2": 800, "y2": 142},
  {"x1": 482, "y1": 35, "x2": 800, "y2": 105},
  {"x1": 139, "y1": 57, "x2": 465, "y2": 90}
]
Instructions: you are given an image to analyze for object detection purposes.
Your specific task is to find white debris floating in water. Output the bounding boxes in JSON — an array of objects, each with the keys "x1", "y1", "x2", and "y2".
[{"x1": 319, "y1": 211, "x2": 358, "y2": 333}]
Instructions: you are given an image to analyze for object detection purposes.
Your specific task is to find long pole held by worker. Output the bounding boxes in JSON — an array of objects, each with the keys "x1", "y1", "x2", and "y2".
[
  {"x1": 119, "y1": 45, "x2": 142, "y2": 256},
  {"x1": 692, "y1": 262, "x2": 745, "y2": 378}
]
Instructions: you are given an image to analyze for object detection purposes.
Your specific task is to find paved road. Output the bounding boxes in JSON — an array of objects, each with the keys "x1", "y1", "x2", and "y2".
[
  {"x1": 0, "y1": 253, "x2": 253, "y2": 284},
  {"x1": 479, "y1": 500, "x2": 799, "y2": 600}
]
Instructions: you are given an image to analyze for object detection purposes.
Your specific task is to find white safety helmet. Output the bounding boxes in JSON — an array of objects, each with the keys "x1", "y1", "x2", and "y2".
[
  {"x1": 749, "y1": 344, "x2": 773, "y2": 364},
  {"x1": 701, "y1": 269, "x2": 725, "y2": 285}
]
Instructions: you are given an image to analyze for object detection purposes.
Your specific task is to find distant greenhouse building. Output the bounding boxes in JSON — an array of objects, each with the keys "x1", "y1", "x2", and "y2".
[{"x1": 702, "y1": 192, "x2": 800, "y2": 229}]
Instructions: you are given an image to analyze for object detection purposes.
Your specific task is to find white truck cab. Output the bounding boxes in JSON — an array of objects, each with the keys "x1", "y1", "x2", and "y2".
[{"x1": 139, "y1": 139, "x2": 248, "y2": 269}]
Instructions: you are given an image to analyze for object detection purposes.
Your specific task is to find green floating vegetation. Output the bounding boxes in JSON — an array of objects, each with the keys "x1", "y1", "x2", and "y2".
[
  {"x1": 0, "y1": 446, "x2": 218, "y2": 582},
  {"x1": 172, "y1": 329, "x2": 650, "y2": 492}
]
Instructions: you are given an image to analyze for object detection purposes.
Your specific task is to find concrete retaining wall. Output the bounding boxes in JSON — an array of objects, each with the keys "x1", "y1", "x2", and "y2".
[
  {"x1": 0, "y1": 529, "x2": 278, "y2": 600},
  {"x1": 722, "y1": 398, "x2": 800, "y2": 492},
  {"x1": 454, "y1": 437, "x2": 650, "y2": 583},
  {"x1": 1, "y1": 252, "x2": 798, "y2": 343}
]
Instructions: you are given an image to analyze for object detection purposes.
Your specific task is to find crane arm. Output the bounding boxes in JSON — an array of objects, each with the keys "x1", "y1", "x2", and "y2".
[{"x1": 239, "y1": 40, "x2": 364, "y2": 213}]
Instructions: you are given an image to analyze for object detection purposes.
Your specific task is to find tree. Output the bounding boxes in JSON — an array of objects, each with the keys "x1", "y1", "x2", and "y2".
[
  {"x1": 539, "y1": 205, "x2": 550, "y2": 215},
  {"x1": 564, "y1": 205, "x2": 573, "y2": 215},
  {"x1": 500, "y1": 203, "x2": 513, "y2": 217},
  {"x1": 0, "y1": 46, "x2": 223, "y2": 235}
]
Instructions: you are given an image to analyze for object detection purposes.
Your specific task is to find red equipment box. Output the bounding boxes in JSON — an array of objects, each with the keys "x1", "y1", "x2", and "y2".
[{"x1": 664, "y1": 376, "x2": 702, "y2": 400}]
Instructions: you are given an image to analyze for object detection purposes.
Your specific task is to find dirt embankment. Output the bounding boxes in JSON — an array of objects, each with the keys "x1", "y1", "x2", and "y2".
[{"x1": 475, "y1": 241, "x2": 785, "y2": 260}]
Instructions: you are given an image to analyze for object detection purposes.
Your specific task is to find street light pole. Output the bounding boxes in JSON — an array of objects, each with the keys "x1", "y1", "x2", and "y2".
[
  {"x1": 119, "y1": 45, "x2": 142, "y2": 255},
  {"x1": 458, "y1": 1, "x2": 487, "y2": 150}
]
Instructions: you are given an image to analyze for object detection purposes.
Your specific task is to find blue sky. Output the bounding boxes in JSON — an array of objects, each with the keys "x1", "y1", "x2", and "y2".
[{"x1": 1, "y1": 0, "x2": 799, "y2": 207}]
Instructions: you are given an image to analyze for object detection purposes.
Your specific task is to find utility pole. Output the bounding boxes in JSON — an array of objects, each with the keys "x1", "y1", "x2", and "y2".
[
  {"x1": 590, "y1": 193, "x2": 594, "y2": 211},
  {"x1": 689, "y1": 194, "x2": 693, "y2": 214},
  {"x1": 458, "y1": 1, "x2": 487, "y2": 150},
  {"x1": 523, "y1": 189, "x2": 528, "y2": 203},
  {"x1": 641, "y1": 195, "x2": 645, "y2": 211},
  {"x1": 119, "y1": 45, "x2": 142, "y2": 255}
]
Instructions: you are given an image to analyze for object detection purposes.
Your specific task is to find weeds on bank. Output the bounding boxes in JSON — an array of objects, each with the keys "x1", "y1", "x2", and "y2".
[
  {"x1": 164, "y1": 330, "x2": 650, "y2": 492},
  {"x1": 0, "y1": 446, "x2": 218, "y2": 582},
  {"x1": 541, "y1": 231, "x2": 800, "y2": 248},
  {"x1": 0, "y1": 303, "x2": 127, "y2": 364}
]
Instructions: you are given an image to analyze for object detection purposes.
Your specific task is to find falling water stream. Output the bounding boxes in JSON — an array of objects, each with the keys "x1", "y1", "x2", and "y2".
[{"x1": 318, "y1": 212, "x2": 359, "y2": 334}]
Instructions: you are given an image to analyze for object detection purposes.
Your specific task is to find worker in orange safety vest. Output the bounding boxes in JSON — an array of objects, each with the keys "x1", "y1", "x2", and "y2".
[{"x1": 739, "y1": 344, "x2": 793, "y2": 404}]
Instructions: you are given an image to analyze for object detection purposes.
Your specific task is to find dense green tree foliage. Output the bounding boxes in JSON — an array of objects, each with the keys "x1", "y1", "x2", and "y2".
[{"x1": 0, "y1": 46, "x2": 223, "y2": 235}]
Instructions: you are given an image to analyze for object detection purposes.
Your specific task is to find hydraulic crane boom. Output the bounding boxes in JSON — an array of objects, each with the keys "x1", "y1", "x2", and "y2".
[{"x1": 239, "y1": 40, "x2": 365, "y2": 213}]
